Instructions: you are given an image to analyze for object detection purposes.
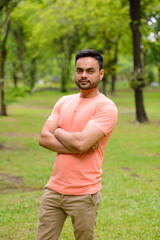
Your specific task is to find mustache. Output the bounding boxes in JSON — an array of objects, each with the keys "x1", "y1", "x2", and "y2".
[{"x1": 78, "y1": 79, "x2": 90, "y2": 82}]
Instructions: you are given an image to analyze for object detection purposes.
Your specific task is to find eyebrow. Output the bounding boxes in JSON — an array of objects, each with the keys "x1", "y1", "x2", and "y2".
[{"x1": 76, "y1": 67, "x2": 95, "y2": 70}]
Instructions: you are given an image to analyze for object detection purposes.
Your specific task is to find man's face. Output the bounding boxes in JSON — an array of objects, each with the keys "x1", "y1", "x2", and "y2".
[{"x1": 75, "y1": 57, "x2": 104, "y2": 90}]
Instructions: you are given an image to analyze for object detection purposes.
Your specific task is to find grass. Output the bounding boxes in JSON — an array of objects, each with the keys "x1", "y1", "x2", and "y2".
[{"x1": 0, "y1": 86, "x2": 160, "y2": 239}]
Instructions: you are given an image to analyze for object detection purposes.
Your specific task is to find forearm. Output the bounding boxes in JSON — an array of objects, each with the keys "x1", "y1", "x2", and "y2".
[
  {"x1": 39, "y1": 131, "x2": 75, "y2": 154},
  {"x1": 54, "y1": 128, "x2": 94, "y2": 152}
]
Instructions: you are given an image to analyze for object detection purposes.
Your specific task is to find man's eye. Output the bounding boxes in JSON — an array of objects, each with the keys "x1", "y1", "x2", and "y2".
[
  {"x1": 76, "y1": 69, "x2": 82, "y2": 73},
  {"x1": 88, "y1": 70, "x2": 94, "y2": 74}
]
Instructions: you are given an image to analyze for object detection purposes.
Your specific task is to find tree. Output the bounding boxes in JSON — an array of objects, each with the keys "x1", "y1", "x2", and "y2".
[
  {"x1": 12, "y1": 0, "x2": 82, "y2": 92},
  {"x1": 10, "y1": 1, "x2": 41, "y2": 89},
  {"x1": 143, "y1": 9, "x2": 160, "y2": 83},
  {"x1": 0, "y1": 14, "x2": 10, "y2": 115},
  {"x1": 9, "y1": 0, "x2": 130, "y2": 94},
  {"x1": 129, "y1": 0, "x2": 149, "y2": 122},
  {"x1": 74, "y1": 0, "x2": 129, "y2": 95},
  {"x1": 0, "y1": 0, "x2": 19, "y2": 115}
]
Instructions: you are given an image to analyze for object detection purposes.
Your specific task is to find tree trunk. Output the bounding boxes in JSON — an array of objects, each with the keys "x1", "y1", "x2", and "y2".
[
  {"x1": 61, "y1": 63, "x2": 68, "y2": 92},
  {"x1": 158, "y1": 67, "x2": 160, "y2": 84},
  {"x1": 134, "y1": 88, "x2": 148, "y2": 122},
  {"x1": 12, "y1": 62, "x2": 18, "y2": 88},
  {"x1": 111, "y1": 73, "x2": 116, "y2": 93},
  {"x1": 110, "y1": 40, "x2": 119, "y2": 93},
  {"x1": 0, "y1": 16, "x2": 10, "y2": 116},
  {"x1": 30, "y1": 57, "x2": 37, "y2": 89},
  {"x1": 57, "y1": 53, "x2": 69, "y2": 93},
  {"x1": 129, "y1": 0, "x2": 148, "y2": 122},
  {"x1": 0, "y1": 79, "x2": 6, "y2": 115},
  {"x1": 58, "y1": 35, "x2": 73, "y2": 93},
  {"x1": 102, "y1": 76, "x2": 107, "y2": 96},
  {"x1": 15, "y1": 21, "x2": 25, "y2": 81}
]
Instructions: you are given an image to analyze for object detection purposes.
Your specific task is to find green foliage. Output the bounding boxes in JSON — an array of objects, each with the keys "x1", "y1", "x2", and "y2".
[
  {"x1": 147, "y1": 41, "x2": 160, "y2": 66},
  {"x1": 141, "y1": 0, "x2": 160, "y2": 78},
  {"x1": 129, "y1": 71, "x2": 147, "y2": 89},
  {"x1": 7, "y1": 0, "x2": 131, "y2": 91},
  {"x1": 147, "y1": 70, "x2": 155, "y2": 83},
  {"x1": 5, "y1": 85, "x2": 30, "y2": 105},
  {"x1": 2, "y1": 0, "x2": 159, "y2": 91}
]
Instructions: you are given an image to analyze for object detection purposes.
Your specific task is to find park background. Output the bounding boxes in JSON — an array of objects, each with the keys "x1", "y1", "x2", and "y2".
[{"x1": 0, "y1": 0, "x2": 160, "y2": 239}]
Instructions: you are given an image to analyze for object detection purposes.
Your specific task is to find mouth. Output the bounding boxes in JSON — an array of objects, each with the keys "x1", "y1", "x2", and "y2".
[{"x1": 78, "y1": 79, "x2": 90, "y2": 84}]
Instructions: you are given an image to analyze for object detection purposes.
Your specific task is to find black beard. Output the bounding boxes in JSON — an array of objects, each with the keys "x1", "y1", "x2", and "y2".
[{"x1": 75, "y1": 79, "x2": 99, "y2": 90}]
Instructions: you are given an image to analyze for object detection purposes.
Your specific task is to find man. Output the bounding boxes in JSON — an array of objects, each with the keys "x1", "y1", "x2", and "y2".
[{"x1": 36, "y1": 49, "x2": 118, "y2": 240}]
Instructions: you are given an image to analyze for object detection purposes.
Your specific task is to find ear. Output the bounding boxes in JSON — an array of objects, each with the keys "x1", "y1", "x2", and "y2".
[{"x1": 99, "y1": 69, "x2": 104, "y2": 81}]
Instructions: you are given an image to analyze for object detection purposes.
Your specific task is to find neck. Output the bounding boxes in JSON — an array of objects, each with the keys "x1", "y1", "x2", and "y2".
[{"x1": 80, "y1": 88, "x2": 100, "y2": 98}]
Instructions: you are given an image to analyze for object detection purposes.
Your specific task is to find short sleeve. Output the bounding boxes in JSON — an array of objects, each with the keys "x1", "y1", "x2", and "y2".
[
  {"x1": 47, "y1": 97, "x2": 64, "y2": 123},
  {"x1": 87, "y1": 103, "x2": 118, "y2": 135}
]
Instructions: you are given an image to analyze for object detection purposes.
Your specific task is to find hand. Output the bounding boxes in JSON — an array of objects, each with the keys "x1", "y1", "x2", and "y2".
[
  {"x1": 91, "y1": 142, "x2": 99, "y2": 150},
  {"x1": 54, "y1": 128, "x2": 62, "y2": 138}
]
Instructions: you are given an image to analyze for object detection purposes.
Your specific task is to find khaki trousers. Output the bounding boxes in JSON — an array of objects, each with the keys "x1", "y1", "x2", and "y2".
[{"x1": 36, "y1": 187, "x2": 102, "y2": 240}]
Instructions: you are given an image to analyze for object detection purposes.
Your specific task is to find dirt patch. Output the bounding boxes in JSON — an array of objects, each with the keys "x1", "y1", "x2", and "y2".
[
  {"x1": 0, "y1": 173, "x2": 41, "y2": 193},
  {"x1": 0, "y1": 142, "x2": 5, "y2": 149},
  {"x1": 26, "y1": 105, "x2": 52, "y2": 110},
  {"x1": 0, "y1": 141, "x2": 26, "y2": 152},
  {"x1": 131, "y1": 173, "x2": 140, "y2": 178},
  {"x1": 0, "y1": 173, "x2": 24, "y2": 193},
  {"x1": 121, "y1": 167, "x2": 131, "y2": 171},
  {"x1": 146, "y1": 179, "x2": 152, "y2": 183},
  {"x1": 1, "y1": 132, "x2": 39, "y2": 138}
]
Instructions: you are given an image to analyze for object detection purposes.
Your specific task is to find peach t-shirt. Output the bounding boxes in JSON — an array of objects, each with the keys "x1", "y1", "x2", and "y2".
[{"x1": 46, "y1": 93, "x2": 118, "y2": 195}]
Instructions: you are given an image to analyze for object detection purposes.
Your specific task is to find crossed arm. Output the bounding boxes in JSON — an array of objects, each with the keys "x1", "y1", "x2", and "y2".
[{"x1": 39, "y1": 120, "x2": 104, "y2": 154}]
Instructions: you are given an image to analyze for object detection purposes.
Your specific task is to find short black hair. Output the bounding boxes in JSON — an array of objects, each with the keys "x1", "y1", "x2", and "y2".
[{"x1": 75, "y1": 49, "x2": 104, "y2": 70}]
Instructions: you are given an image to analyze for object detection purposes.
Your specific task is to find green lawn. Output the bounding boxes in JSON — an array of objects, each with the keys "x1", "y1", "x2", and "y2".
[{"x1": 0, "y1": 87, "x2": 160, "y2": 240}]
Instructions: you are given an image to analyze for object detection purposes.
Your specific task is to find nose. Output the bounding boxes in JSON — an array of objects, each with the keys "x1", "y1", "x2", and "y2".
[{"x1": 81, "y1": 71, "x2": 87, "y2": 78}]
